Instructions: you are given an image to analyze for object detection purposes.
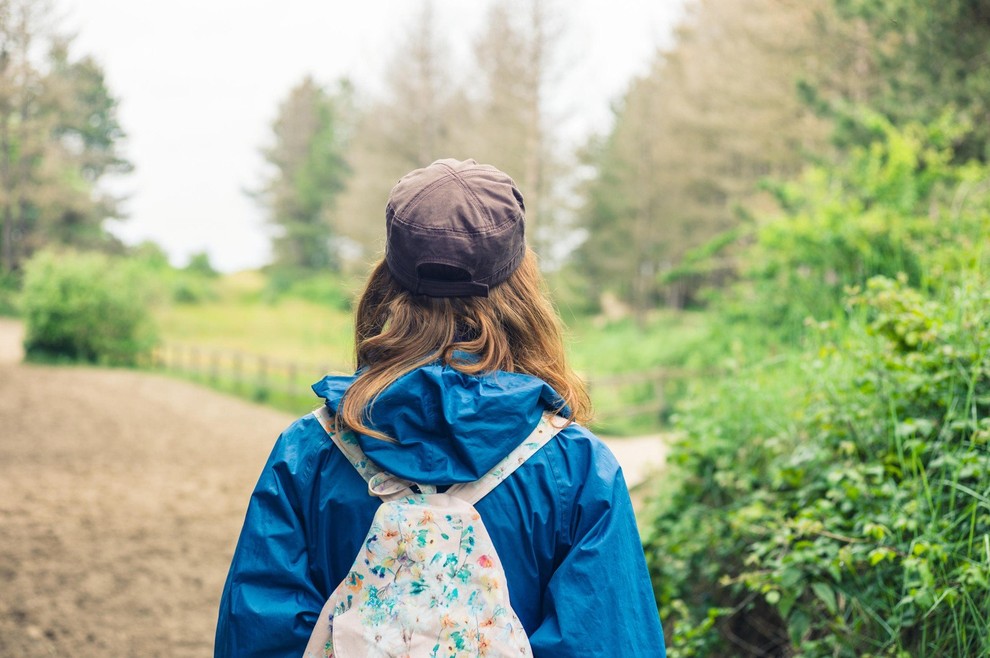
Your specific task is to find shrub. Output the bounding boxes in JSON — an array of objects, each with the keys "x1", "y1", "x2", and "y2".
[
  {"x1": 128, "y1": 242, "x2": 218, "y2": 305},
  {"x1": 21, "y1": 250, "x2": 157, "y2": 365},
  {"x1": 643, "y1": 275, "x2": 990, "y2": 657},
  {"x1": 263, "y1": 266, "x2": 353, "y2": 310},
  {"x1": 718, "y1": 112, "x2": 990, "y2": 342}
]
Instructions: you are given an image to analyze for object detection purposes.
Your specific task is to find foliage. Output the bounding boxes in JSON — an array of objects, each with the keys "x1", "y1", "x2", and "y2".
[
  {"x1": 0, "y1": 270, "x2": 19, "y2": 316},
  {"x1": 127, "y1": 241, "x2": 219, "y2": 305},
  {"x1": 254, "y1": 76, "x2": 353, "y2": 272},
  {"x1": 184, "y1": 251, "x2": 219, "y2": 279},
  {"x1": 719, "y1": 113, "x2": 990, "y2": 340},
  {"x1": 827, "y1": 0, "x2": 990, "y2": 162},
  {"x1": 576, "y1": 0, "x2": 834, "y2": 315},
  {"x1": 0, "y1": 1, "x2": 131, "y2": 275},
  {"x1": 21, "y1": 250, "x2": 157, "y2": 365},
  {"x1": 644, "y1": 274, "x2": 990, "y2": 657},
  {"x1": 263, "y1": 266, "x2": 354, "y2": 311}
]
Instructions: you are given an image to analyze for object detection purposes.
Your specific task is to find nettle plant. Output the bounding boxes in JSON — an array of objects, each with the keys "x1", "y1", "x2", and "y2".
[{"x1": 645, "y1": 275, "x2": 990, "y2": 658}]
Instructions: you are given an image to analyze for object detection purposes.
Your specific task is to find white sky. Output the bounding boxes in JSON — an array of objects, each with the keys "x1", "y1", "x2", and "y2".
[{"x1": 62, "y1": 0, "x2": 686, "y2": 272}]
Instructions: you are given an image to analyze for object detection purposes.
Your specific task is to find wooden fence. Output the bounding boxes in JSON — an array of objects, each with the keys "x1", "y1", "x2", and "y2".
[
  {"x1": 148, "y1": 343, "x2": 343, "y2": 408},
  {"x1": 149, "y1": 342, "x2": 705, "y2": 425}
]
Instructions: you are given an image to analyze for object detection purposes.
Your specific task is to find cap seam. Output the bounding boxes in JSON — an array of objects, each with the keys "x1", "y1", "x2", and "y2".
[
  {"x1": 434, "y1": 161, "x2": 500, "y2": 230},
  {"x1": 391, "y1": 166, "x2": 520, "y2": 233},
  {"x1": 387, "y1": 203, "x2": 522, "y2": 236},
  {"x1": 477, "y1": 243, "x2": 525, "y2": 283}
]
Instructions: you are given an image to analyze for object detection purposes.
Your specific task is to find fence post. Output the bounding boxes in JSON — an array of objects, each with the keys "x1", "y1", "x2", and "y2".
[
  {"x1": 233, "y1": 352, "x2": 243, "y2": 393},
  {"x1": 287, "y1": 362, "x2": 297, "y2": 398},
  {"x1": 210, "y1": 350, "x2": 220, "y2": 385},
  {"x1": 257, "y1": 356, "x2": 268, "y2": 401}
]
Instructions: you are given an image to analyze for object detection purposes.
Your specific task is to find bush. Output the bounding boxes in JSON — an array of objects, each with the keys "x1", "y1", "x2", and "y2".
[
  {"x1": 263, "y1": 266, "x2": 353, "y2": 310},
  {"x1": 717, "y1": 112, "x2": 990, "y2": 342},
  {"x1": 21, "y1": 250, "x2": 158, "y2": 365},
  {"x1": 643, "y1": 275, "x2": 990, "y2": 657},
  {"x1": 128, "y1": 242, "x2": 218, "y2": 305}
]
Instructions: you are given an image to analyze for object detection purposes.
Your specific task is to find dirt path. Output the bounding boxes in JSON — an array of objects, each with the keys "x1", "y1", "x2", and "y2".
[
  {"x1": 0, "y1": 316, "x2": 24, "y2": 363},
  {"x1": 0, "y1": 320, "x2": 666, "y2": 656}
]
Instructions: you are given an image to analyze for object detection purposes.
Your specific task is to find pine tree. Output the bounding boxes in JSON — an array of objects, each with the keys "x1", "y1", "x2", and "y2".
[
  {"x1": 470, "y1": 0, "x2": 568, "y2": 261},
  {"x1": 0, "y1": 0, "x2": 129, "y2": 274},
  {"x1": 825, "y1": 0, "x2": 990, "y2": 161},
  {"x1": 255, "y1": 76, "x2": 352, "y2": 272}
]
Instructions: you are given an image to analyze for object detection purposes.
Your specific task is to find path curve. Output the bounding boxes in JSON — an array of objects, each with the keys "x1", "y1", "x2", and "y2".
[{"x1": 0, "y1": 316, "x2": 24, "y2": 364}]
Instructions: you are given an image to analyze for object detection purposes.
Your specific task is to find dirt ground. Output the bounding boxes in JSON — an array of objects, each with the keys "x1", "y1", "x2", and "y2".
[{"x1": 0, "y1": 318, "x2": 666, "y2": 656}]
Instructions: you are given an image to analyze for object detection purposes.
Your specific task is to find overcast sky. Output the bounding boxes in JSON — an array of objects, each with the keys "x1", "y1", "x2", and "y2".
[{"x1": 62, "y1": 0, "x2": 686, "y2": 272}]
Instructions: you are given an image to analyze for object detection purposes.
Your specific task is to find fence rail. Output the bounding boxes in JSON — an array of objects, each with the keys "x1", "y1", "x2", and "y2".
[
  {"x1": 149, "y1": 343, "x2": 345, "y2": 405},
  {"x1": 149, "y1": 342, "x2": 708, "y2": 424}
]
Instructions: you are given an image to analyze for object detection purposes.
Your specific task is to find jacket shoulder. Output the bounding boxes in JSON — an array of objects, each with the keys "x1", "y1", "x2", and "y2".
[
  {"x1": 548, "y1": 422, "x2": 623, "y2": 480},
  {"x1": 265, "y1": 411, "x2": 336, "y2": 476}
]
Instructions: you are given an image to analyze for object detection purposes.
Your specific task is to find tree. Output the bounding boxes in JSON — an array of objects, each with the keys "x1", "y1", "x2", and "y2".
[
  {"x1": 332, "y1": 0, "x2": 468, "y2": 271},
  {"x1": 0, "y1": 0, "x2": 50, "y2": 274},
  {"x1": 825, "y1": 0, "x2": 990, "y2": 161},
  {"x1": 577, "y1": 0, "x2": 836, "y2": 316},
  {"x1": 470, "y1": 0, "x2": 569, "y2": 261},
  {"x1": 0, "y1": 0, "x2": 130, "y2": 275},
  {"x1": 255, "y1": 76, "x2": 352, "y2": 272},
  {"x1": 38, "y1": 39, "x2": 132, "y2": 251}
]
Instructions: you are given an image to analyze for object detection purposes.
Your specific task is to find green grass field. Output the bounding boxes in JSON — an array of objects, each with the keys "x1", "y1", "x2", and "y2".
[
  {"x1": 155, "y1": 271, "x2": 356, "y2": 368},
  {"x1": 153, "y1": 271, "x2": 714, "y2": 433}
]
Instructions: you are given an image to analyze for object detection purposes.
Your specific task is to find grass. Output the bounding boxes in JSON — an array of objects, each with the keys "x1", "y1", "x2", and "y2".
[
  {"x1": 566, "y1": 310, "x2": 715, "y2": 375},
  {"x1": 155, "y1": 271, "x2": 356, "y2": 369}
]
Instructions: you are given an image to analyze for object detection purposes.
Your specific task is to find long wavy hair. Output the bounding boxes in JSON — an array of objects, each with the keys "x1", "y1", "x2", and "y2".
[{"x1": 336, "y1": 248, "x2": 592, "y2": 440}]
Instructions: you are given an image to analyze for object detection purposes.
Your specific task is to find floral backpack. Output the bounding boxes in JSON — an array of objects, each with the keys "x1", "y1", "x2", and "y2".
[{"x1": 304, "y1": 406, "x2": 564, "y2": 658}]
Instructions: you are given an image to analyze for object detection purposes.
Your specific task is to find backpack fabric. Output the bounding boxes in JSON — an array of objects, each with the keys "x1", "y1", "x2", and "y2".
[{"x1": 303, "y1": 406, "x2": 563, "y2": 658}]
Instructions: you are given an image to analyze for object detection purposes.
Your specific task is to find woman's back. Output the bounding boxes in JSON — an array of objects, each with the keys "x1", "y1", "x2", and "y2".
[{"x1": 214, "y1": 159, "x2": 666, "y2": 657}]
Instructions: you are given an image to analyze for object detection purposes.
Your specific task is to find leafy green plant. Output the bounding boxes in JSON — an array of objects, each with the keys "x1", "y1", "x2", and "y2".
[
  {"x1": 644, "y1": 275, "x2": 990, "y2": 657},
  {"x1": 262, "y1": 266, "x2": 354, "y2": 310},
  {"x1": 21, "y1": 250, "x2": 157, "y2": 365},
  {"x1": 719, "y1": 112, "x2": 989, "y2": 341}
]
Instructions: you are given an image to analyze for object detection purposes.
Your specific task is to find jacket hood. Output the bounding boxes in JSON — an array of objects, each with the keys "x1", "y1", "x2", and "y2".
[{"x1": 312, "y1": 364, "x2": 568, "y2": 484}]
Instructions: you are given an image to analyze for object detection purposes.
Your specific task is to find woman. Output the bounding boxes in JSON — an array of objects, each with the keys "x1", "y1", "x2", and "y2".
[{"x1": 215, "y1": 159, "x2": 666, "y2": 657}]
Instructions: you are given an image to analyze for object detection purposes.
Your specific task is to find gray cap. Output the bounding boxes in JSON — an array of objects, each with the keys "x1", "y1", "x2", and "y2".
[{"x1": 384, "y1": 158, "x2": 526, "y2": 297}]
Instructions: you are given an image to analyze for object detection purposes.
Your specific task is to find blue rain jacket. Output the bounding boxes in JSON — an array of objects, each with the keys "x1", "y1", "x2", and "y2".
[{"x1": 215, "y1": 363, "x2": 666, "y2": 657}]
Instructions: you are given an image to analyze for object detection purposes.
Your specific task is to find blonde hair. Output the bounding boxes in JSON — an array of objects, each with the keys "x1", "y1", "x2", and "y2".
[{"x1": 336, "y1": 248, "x2": 592, "y2": 440}]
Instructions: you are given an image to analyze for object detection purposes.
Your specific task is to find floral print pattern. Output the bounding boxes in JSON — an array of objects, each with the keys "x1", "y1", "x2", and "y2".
[{"x1": 304, "y1": 409, "x2": 564, "y2": 658}]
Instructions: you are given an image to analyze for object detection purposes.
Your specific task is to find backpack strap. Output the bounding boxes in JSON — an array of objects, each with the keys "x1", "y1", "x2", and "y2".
[
  {"x1": 446, "y1": 412, "x2": 567, "y2": 505},
  {"x1": 312, "y1": 406, "x2": 437, "y2": 500}
]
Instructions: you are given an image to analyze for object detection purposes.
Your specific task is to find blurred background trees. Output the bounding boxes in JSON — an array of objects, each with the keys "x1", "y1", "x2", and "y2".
[
  {"x1": 0, "y1": 0, "x2": 130, "y2": 277},
  {"x1": 252, "y1": 76, "x2": 352, "y2": 273},
  {"x1": 5, "y1": 0, "x2": 989, "y2": 308}
]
